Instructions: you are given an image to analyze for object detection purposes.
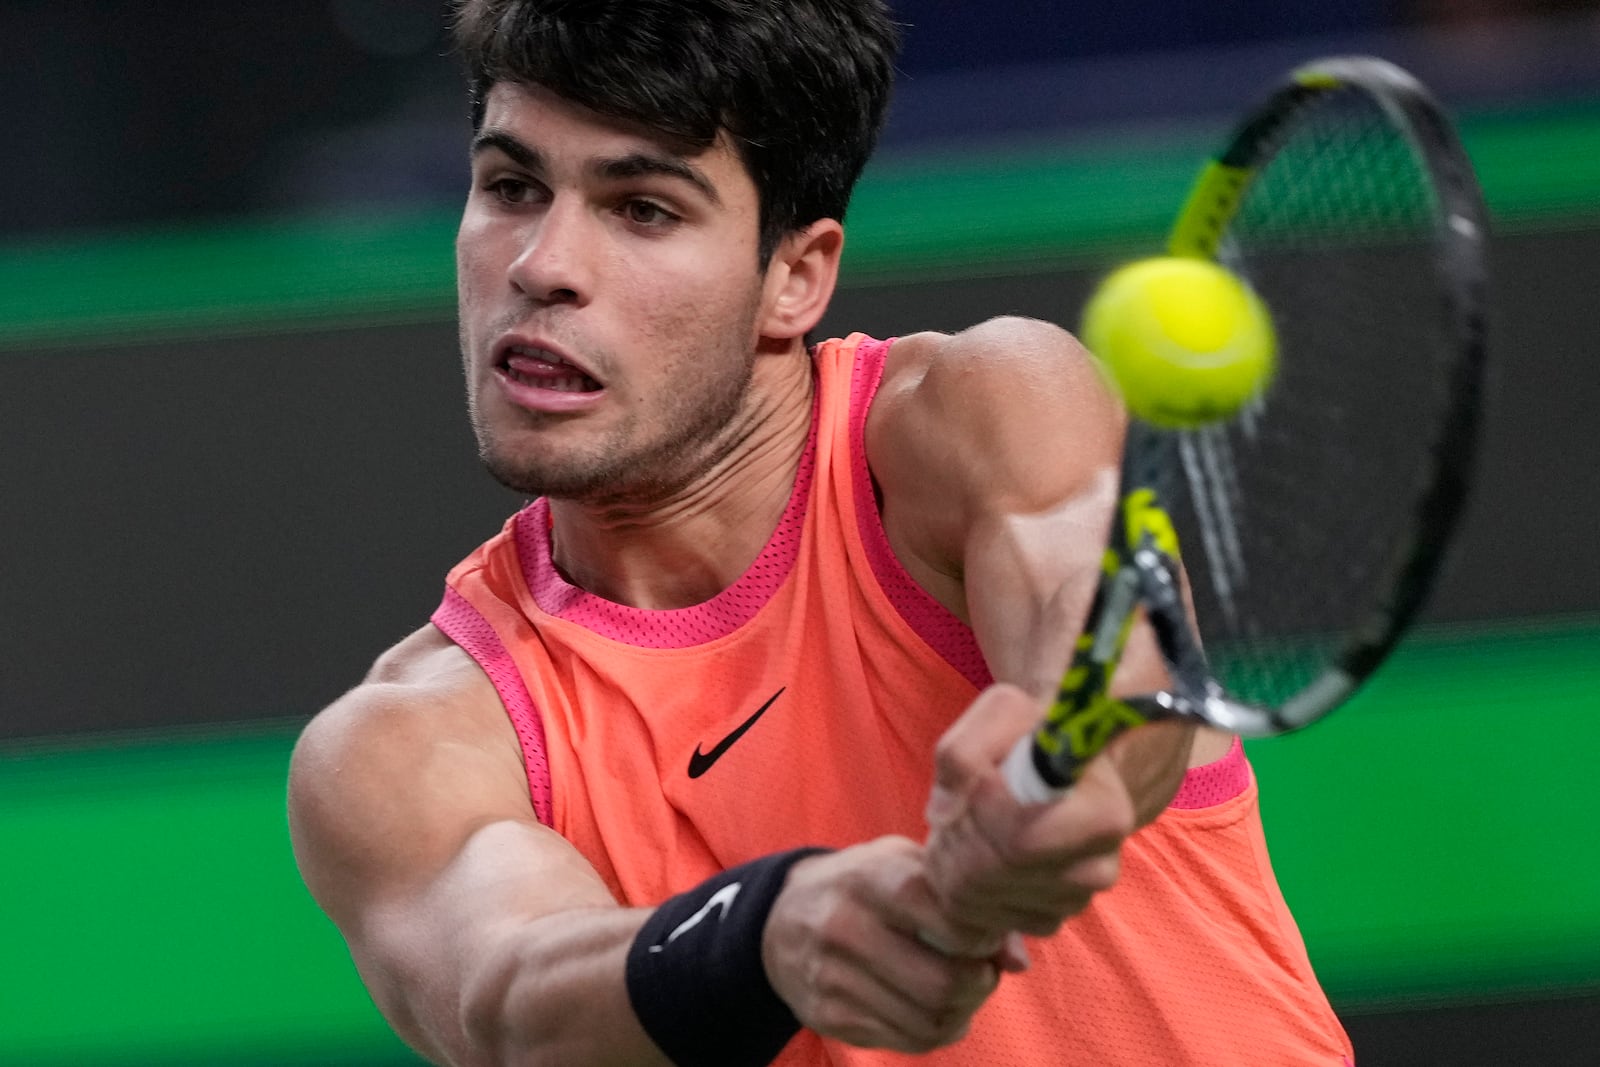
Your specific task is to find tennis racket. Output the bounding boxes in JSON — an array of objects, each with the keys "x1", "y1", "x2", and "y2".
[{"x1": 1002, "y1": 55, "x2": 1489, "y2": 802}]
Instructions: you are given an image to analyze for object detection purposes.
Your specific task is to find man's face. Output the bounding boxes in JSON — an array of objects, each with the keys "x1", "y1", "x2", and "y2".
[{"x1": 457, "y1": 83, "x2": 773, "y2": 505}]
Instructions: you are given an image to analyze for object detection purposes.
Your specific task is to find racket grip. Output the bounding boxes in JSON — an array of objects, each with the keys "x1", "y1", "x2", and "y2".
[{"x1": 1001, "y1": 734, "x2": 1068, "y2": 805}]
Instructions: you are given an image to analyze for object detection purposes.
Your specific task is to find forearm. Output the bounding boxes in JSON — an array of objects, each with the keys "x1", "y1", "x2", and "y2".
[
  {"x1": 344, "y1": 818, "x2": 665, "y2": 1067},
  {"x1": 452, "y1": 908, "x2": 669, "y2": 1067},
  {"x1": 965, "y1": 506, "x2": 1202, "y2": 822},
  {"x1": 455, "y1": 843, "x2": 1000, "y2": 1065},
  {"x1": 448, "y1": 849, "x2": 828, "y2": 1067}
]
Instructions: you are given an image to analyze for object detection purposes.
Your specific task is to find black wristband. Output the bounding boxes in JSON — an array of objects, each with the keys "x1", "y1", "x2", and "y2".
[{"x1": 625, "y1": 847, "x2": 831, "y2": 1067}]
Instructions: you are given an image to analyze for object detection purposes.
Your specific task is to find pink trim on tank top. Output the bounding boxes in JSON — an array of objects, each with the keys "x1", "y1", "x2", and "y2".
[
  {"x1": 847, "y1": 337, "x2": 993, "y2": 691},
  {"x1": 431, "y1": 587, "x2": 554, "y2": 825},
  {"x1": 511, "y1": 403, "x2": 819, "y2": 648},
  {"x1": 1169, "y1": 735, "x2": 1249, "y2": 809}
]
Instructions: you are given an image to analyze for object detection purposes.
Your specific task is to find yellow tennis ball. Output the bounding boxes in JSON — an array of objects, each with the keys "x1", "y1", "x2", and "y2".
[{"x1": 1081, "y1": 257, "x2": 1276, "y2": 429}]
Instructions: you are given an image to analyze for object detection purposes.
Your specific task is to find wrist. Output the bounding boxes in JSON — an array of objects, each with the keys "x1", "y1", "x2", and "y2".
[{"x1": 626, "y1": 847, "x2": 832, "y2": 1067}]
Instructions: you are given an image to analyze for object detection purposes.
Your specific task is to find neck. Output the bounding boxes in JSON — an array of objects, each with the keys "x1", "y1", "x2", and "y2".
[{"x1": 547, "y1": 346, "x2": 814, "y2": 609}]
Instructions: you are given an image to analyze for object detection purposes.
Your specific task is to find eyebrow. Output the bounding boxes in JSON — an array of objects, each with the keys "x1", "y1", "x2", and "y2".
[
  {"x1": 597, "y1": 152, "x2": 722, "y2": 206},
  {"x1": 471, "y1": 129, "x2": 722, "y2": 206},
  {"x1": 472, "y1": 130, "x2": 542, "y2": 170}
]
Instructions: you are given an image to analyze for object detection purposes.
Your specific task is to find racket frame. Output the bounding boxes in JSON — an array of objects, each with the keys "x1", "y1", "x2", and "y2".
[{"x1": 1002, "y1": 56, "x2": 1489, "y2": 802}]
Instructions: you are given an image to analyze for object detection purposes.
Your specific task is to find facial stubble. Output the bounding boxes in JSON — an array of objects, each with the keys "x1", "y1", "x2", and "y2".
[{"x1": 465, "y1": 300, "x2": 765, "y2": 507}]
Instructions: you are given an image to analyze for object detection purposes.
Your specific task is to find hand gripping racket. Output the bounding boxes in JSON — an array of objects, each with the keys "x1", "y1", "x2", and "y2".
[{"x1": 1002, "y1": 56, "x2": 1489, "y2": 802}]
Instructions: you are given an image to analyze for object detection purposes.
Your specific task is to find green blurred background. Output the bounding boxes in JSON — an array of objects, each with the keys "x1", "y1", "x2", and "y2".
[{"x1": 3, "y1": 2, "x2": 1598, "y2": 1064}]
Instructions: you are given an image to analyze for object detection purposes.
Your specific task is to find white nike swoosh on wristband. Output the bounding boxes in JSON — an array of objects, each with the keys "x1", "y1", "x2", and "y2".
[{"x1": 650, "y1": 883, "x2": 743, "y2": 953}]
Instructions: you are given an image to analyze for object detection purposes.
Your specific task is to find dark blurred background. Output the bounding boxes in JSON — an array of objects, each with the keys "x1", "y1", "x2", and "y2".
[
  {"x1": 3, "y1": 2, "x2": 1598, "y2": 1065},
  {"x1": 7, "y1": 0, "x2": 1600, "y2": 238}
]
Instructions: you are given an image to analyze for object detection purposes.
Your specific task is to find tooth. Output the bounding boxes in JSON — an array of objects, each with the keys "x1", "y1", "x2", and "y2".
[{"x1": 513, "y1": 345, "x2": 567, "y2": 367}]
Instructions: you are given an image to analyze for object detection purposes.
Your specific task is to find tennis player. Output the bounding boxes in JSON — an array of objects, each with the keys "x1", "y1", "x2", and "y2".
[{"x1": 289, "y1": 1, "x2": 1353, "y2": 1063}]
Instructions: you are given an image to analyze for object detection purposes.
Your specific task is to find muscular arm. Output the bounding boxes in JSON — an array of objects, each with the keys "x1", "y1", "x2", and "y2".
[
  {"x1": 867, "y1": 317, "x2": 1231, "y2": 941},
  {"x1": 866, "y1": 319, "x2": 1117, "y2": 694},
  {"x1": 290, "y1": 626, "x2": 1003, "y2": 1065},
  {"x1": 288, "y1": 626, "x2": 667, "y2": 1067},
  {"x1": 870, "y1": 317, "x2": 1230, "y2": 773}
]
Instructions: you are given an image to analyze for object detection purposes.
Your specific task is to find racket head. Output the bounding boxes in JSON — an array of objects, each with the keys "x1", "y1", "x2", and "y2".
[{"x1": 1144, "y1": 56, "x2": 1489, "y2": 737}]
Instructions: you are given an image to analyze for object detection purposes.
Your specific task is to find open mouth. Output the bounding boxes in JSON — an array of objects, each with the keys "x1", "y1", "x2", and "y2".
[{"x1": 500, "y1": 346, "x2": 602, "y2": 393}]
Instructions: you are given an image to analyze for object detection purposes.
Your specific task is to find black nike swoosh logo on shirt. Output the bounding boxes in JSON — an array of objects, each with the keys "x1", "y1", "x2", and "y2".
[{"x1": 687, "y1": 687, "x2": 786, "y2": 779}]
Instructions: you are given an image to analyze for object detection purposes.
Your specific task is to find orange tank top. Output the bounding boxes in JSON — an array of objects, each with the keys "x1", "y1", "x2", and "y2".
[{"x1": 434, "y1": 334, "x2": 1354, "y2": 1065}]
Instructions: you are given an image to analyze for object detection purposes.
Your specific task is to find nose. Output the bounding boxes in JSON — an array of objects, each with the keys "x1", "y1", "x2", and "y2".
[{"x1": 507, "y1": 199, "x2": 592, "y2": 306}]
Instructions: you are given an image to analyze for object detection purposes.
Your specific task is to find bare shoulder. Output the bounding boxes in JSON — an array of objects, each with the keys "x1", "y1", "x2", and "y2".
[
  {"x1": 290, "y1": 633, "x2": 622, "y2": 1060},
  {"x1": 876, "y1": 318, "x2": 1120, "y2": 491},
  {"x1": 867, "y1": 317, "x2": 1124, "y2": 577},
  {"x1": 885, "y1": 316, "x2": 1105, "y2": 404},
  {"x1": 288, "y1": 624, "x2": 539, "y2": 921},
  {"x1": 888, "y1": 314, "x2": 1089, "y2": 373},
  {"x1": 291, "y1": 624, "x2": 522, "y2": 812}
]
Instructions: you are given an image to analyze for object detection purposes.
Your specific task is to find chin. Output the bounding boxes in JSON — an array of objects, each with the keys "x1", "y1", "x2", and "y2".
[{"x1": 479, "y1": 444, "x2": 613, "y2": 501}]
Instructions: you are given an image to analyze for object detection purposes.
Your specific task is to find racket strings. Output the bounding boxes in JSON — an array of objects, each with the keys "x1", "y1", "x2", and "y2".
[{"x1": 1171, "y1": 85, "x2": 1462, "y2": 712}]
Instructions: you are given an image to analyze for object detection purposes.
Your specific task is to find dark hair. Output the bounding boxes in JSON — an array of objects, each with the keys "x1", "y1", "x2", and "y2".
[{"x1": 453, "y1": 0, "x2": 900, "y2": 263}]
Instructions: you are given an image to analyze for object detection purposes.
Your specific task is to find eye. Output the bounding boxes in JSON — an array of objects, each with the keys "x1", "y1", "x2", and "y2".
[
  {"x1": 484, "y1": 177, "x2": 540, "y2": 206},
  {"x1": 621, "y1": 199, "x2": 680, "y2": 227}
]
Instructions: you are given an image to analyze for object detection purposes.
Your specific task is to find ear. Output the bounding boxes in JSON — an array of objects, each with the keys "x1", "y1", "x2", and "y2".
[{"x1": 758, "y1": 219, "x2": 844, "y2": 340}]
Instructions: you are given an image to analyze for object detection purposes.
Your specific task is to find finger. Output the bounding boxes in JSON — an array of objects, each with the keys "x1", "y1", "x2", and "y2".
[
  {"x1": 996, "y1": 932, "x2": 1032, "y2": 974},
  {"x1": 934, "y1": 683, "x2": 1043, "y2": 779},
  {"x1": 926, "y1": 782, "x2": 1100, "y2": 907},
  {"x1": 928, "y1": 683, "x2": 1042, "y2": 828},
  {"x1": 965, "y1": 753, "x2": 1137, "y2": 867},
  {"x1": 810, "y1": 909, "x2": 999, "y2": 1052},
  {"x1": 924, "y1": 769, "x2": 1133, "y2": 938},
  {"x1": 856, "y1": 857, "x2": 1006, "y2": 1021},
  {"x1": 882, "y1": 866, "x2": 1008, "y2": 961},
  {"x1": 769, "y1": 841, "x2": 1001, "y2": 1052},
  {"x1": 917, "y1": 924, "x2": 1030, "y2": 975},
  {"x1": 929, "y1": 863, "x2": 1113, "y2": 937}
]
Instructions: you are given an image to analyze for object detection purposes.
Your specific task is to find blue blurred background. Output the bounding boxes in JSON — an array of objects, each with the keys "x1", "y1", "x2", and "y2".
[{"x1": 3, "y1": 2, "x2": 1598, "y2": 1065}]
